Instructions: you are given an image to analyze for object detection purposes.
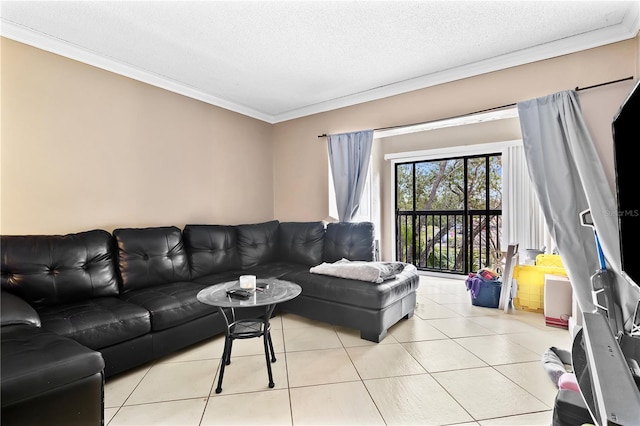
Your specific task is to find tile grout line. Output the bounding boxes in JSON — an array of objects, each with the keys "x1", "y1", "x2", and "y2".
[
  {"x1": 338, "y1": 325, "x2": 390, "y2": 425},
  {"x1": 105, "y1": 360, "x2": 156, "y2": 424},
  {"x1": 421, "y1": 281, "x2": 476, "y2": 422},
  {"x1": 198, "y1": 352, "x2": 223, "y2": 426},
  {"x1": 278, "y1": 320, "x2": 295, "y2": 426}
]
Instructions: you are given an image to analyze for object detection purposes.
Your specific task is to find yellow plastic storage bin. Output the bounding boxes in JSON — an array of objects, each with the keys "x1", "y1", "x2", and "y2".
[
  {"x1": 513, "y1": 254, "x2": 567, "y2": 312},
  {"x1": 536, "y1": 254, "x2": 566, "y2": 268}
]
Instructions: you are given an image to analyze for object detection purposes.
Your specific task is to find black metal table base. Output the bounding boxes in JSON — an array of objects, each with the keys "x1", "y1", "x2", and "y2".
[{"x1": 215, "y1": 303, "x2": 277, "y2": 394}]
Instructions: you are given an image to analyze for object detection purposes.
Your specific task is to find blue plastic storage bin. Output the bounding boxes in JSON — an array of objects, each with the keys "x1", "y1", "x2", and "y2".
[{"x1": 466, "y1": 275, "x2": 502, "y2": 308}]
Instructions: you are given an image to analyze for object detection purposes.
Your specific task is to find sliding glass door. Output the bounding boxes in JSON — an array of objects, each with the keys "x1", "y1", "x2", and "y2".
[{"x1": 395, "y1": 154, "x2": 502, "y2": 275}]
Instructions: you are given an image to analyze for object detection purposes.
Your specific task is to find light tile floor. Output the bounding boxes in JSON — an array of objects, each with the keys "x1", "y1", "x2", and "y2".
[{"x1": 104, "y1": 275, "x2": 572, "y2": 425}]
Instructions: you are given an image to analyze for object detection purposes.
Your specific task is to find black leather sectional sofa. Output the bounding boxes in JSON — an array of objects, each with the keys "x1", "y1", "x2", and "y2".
[{"x1": 1, "y1": 220, "x2": 419, "y2": 425}]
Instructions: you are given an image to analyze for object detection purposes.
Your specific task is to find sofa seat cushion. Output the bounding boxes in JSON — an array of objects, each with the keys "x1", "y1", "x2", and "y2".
[
  {"x1": 37, "y1": 297, "x2": 150, "y2": 350},
  {"x1": 119, "y1": 282, "x2": 216, "y2": 331},
  {"x1": 190, "y1": 270, "x2": 245, "y2": 287},
  {"x1": 191, "y1": 263, "x2": 309, "y2": 287},
  {"x1": 281, "y1": 268, "x2": 419, "y2": 310},
  {"x1": 1, "y1": 325, "x2": 105, "y2": 407},
  {"x1": 244, "y1": 261, "x2": 309, "y2": 279}
]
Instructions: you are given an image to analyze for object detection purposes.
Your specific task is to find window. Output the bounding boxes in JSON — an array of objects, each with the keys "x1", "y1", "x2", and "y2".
[{"x1": 328, "y1": 162, "x2": 372, "y2": 223}]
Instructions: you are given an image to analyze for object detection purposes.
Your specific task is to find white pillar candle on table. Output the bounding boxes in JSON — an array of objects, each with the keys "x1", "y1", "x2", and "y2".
[{"x1": 239, "y1": 275, "x2": 256, "y2": 289}]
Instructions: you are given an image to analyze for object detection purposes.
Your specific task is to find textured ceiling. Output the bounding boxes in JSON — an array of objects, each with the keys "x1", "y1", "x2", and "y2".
[{"x1": 1, "y1": 1, "x2": 639, "y2": 123}]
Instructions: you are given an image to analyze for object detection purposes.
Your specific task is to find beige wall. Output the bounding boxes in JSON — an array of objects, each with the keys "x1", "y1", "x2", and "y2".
[
  {"x1": 1, "y1": 35, "x2": 638, "y2": 245},
  {"x1": 273, "y1": 37, "x2": 638, "y2": 260},
  {"x1": 0, "y1": 38, "x2": 274, "y2": 235}
]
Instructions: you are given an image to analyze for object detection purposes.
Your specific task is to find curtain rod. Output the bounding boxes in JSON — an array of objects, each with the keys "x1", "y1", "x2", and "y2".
[{"x1": 316, "y1": 75, "x2": 635, "y2": 138}]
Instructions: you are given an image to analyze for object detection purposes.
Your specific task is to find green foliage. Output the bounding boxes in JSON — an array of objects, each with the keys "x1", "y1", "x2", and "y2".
[{"x1": 396, "y1": 155, "x2": 501, "y2": 212}]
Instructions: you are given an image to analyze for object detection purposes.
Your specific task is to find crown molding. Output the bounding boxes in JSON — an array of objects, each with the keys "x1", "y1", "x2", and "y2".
[
  {"x1": 0, "y1": 20, "x2": 277, "y2": 123},
  {"x1": 273, "y1": 8, "x2": 640, "y2": 123},
  {"x1": 3, "y1": 3, "x2": 638, "y2": 125}
]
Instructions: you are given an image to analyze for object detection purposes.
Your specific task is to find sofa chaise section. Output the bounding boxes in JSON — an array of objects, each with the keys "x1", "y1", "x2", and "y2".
[{"x1": 279, "y1": 222, "x2": 419, "y2": 342}]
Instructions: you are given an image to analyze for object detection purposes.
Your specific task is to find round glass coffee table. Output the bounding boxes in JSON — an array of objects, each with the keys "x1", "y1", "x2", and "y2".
[{"x1": 197, "y1": 278, "x2": 301, "y2": 393}]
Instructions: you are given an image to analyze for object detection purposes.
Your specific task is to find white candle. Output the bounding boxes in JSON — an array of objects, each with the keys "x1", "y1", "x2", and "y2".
[{"x1": 239, "y1": 275, "x2": 256, "y2": 290}]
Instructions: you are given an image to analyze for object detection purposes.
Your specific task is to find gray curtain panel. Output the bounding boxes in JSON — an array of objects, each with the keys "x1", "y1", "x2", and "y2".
[
  {"x1": 327, "y1": 130, "x2": 374, "y2": 222},
  {"x1": 518, "y1": 90, "x2": 638, "y2": 330}
]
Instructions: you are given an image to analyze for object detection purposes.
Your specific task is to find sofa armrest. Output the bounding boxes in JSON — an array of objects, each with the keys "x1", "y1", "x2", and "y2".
[{"x1": 1, "y1": 290, "x2": 40, "y2": 327}]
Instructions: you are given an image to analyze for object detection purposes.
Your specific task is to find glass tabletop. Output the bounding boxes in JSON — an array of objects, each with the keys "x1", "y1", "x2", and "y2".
[{"x1": 197, "y1": 278, "x2": 302, "y2": 308}]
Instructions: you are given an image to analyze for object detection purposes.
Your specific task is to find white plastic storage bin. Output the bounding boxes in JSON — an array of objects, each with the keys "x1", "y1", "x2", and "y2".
[{"x1": 544, "y1": 274, "x2": 573, "y2": 329}]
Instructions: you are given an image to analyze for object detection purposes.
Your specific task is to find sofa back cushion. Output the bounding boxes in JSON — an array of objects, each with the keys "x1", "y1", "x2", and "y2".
[
  {"x1": 114, "y1": 226, "x2": 190, "y2": 293},
  {"x1": 323, "y1": 222, "x2": 375, "y2": 263},
  {"x1": 237, "y1": 220, "x2": 280, "y2": 269},
  {"x1": 278, "y1": 222, "x2": 325, "y2": 266},
  {"x1": 183, "y1": 225, "x2": 241, "y2": 278},
  {"x1": 0, "y1": 230, "x2": 119, "y2": 307}
]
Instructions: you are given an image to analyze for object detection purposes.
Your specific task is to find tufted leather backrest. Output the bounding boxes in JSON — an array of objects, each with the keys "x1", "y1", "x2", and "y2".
[
  {"x1": 323, "y1": 222, "x2": 375, "y2": 263},
  {"x1": 278, "y1": 222, "x2": 325, "y2": 266},
  {"x1": 114, "y1": 226, "x2": 190, "y2": 293},
  {"x1": 1, "y1": 230, "x2": 119, "y2": 307},
  {"x1": 237, "y1": 220, "x2": 280, "y2": 269},
  {"x1": 183, "y1": 225, "x2": 241, "y2": 279}
]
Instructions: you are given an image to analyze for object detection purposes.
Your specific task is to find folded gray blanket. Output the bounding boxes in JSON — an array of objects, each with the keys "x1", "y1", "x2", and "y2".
[{"x1": 309, "y1": 258, "x2": 414, "y2": 283}]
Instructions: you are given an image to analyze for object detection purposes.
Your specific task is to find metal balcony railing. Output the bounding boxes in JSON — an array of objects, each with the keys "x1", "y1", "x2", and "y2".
[{"x1": 396, "y1": 210, "x2": 502, "y2": 275}]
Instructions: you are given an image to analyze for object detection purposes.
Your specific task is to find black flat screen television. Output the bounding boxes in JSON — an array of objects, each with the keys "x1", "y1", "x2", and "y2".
[
  {"x1": 613, "y1": 78, "x2": 640, "y2": 289},
  {"x1": 573, "y1": 79, "x2": 640, "y2": 426}
]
